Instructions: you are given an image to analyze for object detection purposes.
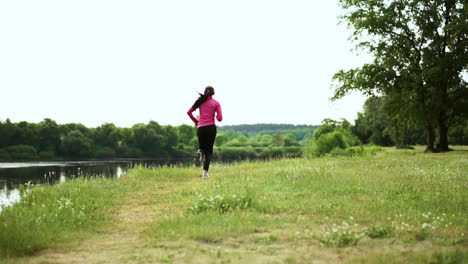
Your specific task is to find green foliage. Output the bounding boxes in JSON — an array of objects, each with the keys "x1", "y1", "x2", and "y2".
[
  {"x1": 313, "y1": 118, "x2": 350, "y2": 141},
  {"x1": 0, "y1": 119, "x2": 192, "y2": 160},
  {"x1": 4, "y1": 145, "x2": 38, "y2": 160},
  {"x1": 218, "y1": 124, "x2": 315, "y2": 145},
  {"x1": 92, "y1": 123, "x2": 120, "y2": 149},
  {"x1": 0, "y1": 118, "x2": 318, "y2": 161},
  {"x1": 283, "y1": 134, "x2": 300, "y2": 146},
  {"x1": 177, "y1": 124, "x2": 195, "y2": 145},
  {"x1": 214, "y1": 133, "x2": 229, "y2": 147},
  {"x1": 38, "y1": 118, "x2": 61, "y2": 153},
  {"x1": 354, "y1": 96, "x2": 427, "y2": 147},
  {"x1": 0, "y1": 148, "x2": 11, "y2": 160},
  {"x1": 61, "y1": 130, "x2": 91, "y2": 157},
  {"x1": 258, "y1": 146, "x2": 302, "y2": 159},
  {"x1": 214, "y1": 147, "x2": 257, "y2": 160},
  {"x1": 333, "y1": 0, "x2": 468, "y2": 152},
  {"x1": 305, "y1": 119, "x2": 361, "y2": 157},
  {"x1": 307, "y1": 131, "x2": 349, "y2": 157},
  {"x1": 448, "y1": 120, "x2": 468, "y2": 145},
  {"x1": 38, "y1": 150, "x2": 55, "y2": 160},
  {"x1": 92, "y1": 146, "x2": 117, "y2": 159},
  {"x1": 214, "y1": 146, "x2": 303, "y2": 161},
  {"x1": 219, "y1": 123, "x2": 316, "y2": 136}
]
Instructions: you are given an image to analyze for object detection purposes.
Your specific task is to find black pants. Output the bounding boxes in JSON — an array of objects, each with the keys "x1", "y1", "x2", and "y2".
[{"x1": 197, "y1": 125, "x2": 217, "y2": 171}]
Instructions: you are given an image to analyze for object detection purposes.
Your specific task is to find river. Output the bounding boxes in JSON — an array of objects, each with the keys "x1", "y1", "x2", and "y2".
[{"x1": 0, "y1": 159, "x2": 187, "y2": 211}]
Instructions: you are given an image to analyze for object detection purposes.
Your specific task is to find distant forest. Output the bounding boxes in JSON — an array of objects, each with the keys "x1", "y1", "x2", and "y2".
[
  {"x1": 1, "y1": 101, "x2": 467, "y2": 161},
  {"x1": 0, "y1": 119, "x2": 311, "y2": 161},
  {"x1": 219, "y1": 124, "x2": 317, "y2": 133}
]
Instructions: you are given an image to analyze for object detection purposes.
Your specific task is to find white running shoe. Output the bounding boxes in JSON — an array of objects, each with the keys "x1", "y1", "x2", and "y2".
[
  {"x1": 202, "y1": 172, "x2": 210, "y2": 179},
  {"x1": 194, "y1": 150, "x2": 203, "y2": 167}
]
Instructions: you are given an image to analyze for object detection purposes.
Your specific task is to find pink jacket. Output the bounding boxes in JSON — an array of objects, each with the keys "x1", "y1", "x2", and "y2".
[{"x1": 187, "y1": 97, "x2": 223, "y2": 127}]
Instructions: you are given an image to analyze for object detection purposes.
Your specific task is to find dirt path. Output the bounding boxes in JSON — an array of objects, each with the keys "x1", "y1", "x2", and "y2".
[{"x1": 23, "y1": 183, "x2": 174, "y2": 264}]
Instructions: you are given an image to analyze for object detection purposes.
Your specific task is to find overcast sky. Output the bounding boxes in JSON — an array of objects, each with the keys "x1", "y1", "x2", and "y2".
[{"x1": 0, "y1": 0, "x2": 372, "y2": 128}]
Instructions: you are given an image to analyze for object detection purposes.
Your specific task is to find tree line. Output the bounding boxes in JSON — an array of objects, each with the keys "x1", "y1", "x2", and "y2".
[
  {"x1": 1, "y1": 110, "x2": 466, "y2": 161},
  {"x1": 0, "y1": 119, "x2": 310, "y2": 161},
  {"x1": 0, "y1": 119, "x2": 192, "y2": 160}
]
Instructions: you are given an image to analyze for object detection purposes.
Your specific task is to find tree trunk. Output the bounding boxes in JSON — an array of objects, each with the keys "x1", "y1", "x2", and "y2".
[
  {"x1": 401, "y1": 121, "x2": 410, "y2": 147},
  {"x1": 425, "y1": 124, "x2": 436, "y2": 152},
  {"x1": 436, "y1": 117, "x2": 450, "y2": 152}
]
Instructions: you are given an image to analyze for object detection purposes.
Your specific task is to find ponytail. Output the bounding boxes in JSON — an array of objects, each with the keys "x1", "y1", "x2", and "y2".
[{"x1": 192, "y1": 86, "x2": 215, "y2": 110}]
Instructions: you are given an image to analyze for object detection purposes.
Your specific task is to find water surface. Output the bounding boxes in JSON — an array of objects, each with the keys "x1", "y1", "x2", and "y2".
[{"x1": 0, "y1": 159, "x2": 186, "y2": 211}]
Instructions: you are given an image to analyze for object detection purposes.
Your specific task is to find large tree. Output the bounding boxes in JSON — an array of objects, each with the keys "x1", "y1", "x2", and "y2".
[{"x1": 332, "y1": 0, "x2": 468, "y2": 152}]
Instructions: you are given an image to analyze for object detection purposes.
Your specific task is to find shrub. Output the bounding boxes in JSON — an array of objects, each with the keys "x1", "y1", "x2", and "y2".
[
  {"x1": 214, "y1": 147, "x2": 256, "y2": 160},
  {"x1": 92, "y1": 146, "x2": 116, "y2": 158},
  {"x1": 305, "y1": 131, "x2": 348, "y2": 157},
  {"x1": 5, "y1": 145, "x2": 38, "y2": 160},
  {"x1": 257, "y1": 147, "x2": 285, "y2": 159},
  {"x1": 38, "y1": 151, "x2": 55, "y2": 160},
  {"x1": 0, "y1": 148, "x2": 11, "y2": 161},
  {"x1": 327, "y1": 145, "x2": 382, "y2": 158},
  {"x1": 117, "y1": 146, "x2": 144, "y2": 158},
  {"x1": 329, "y1": 147, "x2": 353, "y2": 157}
]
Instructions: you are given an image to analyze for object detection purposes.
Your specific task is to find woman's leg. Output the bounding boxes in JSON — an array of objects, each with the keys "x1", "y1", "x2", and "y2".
[
  {"x1": 197, "y1": 125, "x2": 217, "y2": 172},
  {"x1": 203, "y1": 125, "x2": 217, "y2": 171}
]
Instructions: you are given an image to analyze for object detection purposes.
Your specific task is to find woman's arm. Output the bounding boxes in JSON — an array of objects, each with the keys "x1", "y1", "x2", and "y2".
[
  {"x1": 187, "y1": 107, "x2": 199, "y2": 124},
  {"x1": 216, "y1": 103, "x2": 223, "y2": 122}
]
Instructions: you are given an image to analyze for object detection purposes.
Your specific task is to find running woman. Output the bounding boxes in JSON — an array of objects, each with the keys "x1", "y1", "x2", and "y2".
[{"x1": 187, "y1": 86, "x2": 223, "y2": 178}]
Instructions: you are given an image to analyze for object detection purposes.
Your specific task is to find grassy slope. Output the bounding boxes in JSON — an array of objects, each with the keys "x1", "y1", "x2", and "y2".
[{"x1": 2, "y1": 146, "x2": 467, "y2": 263}]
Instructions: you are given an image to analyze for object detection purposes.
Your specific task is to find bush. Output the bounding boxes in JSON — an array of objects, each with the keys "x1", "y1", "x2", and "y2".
[
  {"x1": 306, "y1": 131, "x2": 348, "y2": 157},
  {"x1": 214, "y1": 147, "x2": 303, "y2": 161},
  {"x1": 5, "y1": 145, "x2": 38, "y2": 160},
  {"x1": 305, "y1": 129, "x2": 361, "y2": 157},
  {"x1": 326, "y1": 145, "x2": 382, "y2": 158},
  {"x1": 0, "y1": 148, "x2": 11, "y2": 161},
  {"x1": 116, "y1": 145, "x2": 144, "y2": 158},
  {"x1": 38, "y1": 151, "x2": 55, "y2": 160},
  {"x1": 256, "y1": 147, "x2": 302, "y2": 159},
  {"x1": 256, "y1": 147, "x2": 284, "y2": 159},
  {"x1": 92, "y1": 146, "x2": 116, "y2": 158},
  {"x1": 329, "y1": 147, "x2": 353, "y2": 157},
  {"x1": 214, "y1": 147, "x2": 256, "y2": 160}
]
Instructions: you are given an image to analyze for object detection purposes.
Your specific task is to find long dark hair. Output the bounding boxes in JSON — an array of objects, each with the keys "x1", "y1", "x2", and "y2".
[{"x1": 192, "y1": 86, "x2": 215, "y2": 110}]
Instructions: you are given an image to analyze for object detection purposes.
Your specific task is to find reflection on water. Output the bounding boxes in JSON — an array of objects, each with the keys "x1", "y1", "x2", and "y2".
[
  {"x1": 0, "y1": 160, "x2": 184, "y2": 211},
  {"x1": 0, "y1": 186, "x2": 20, "y2": 211}
]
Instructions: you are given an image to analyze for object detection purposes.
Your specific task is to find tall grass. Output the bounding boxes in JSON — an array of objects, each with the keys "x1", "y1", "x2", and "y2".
[
  {"x1": 1, "y1": 147, "x2": 467, "y2": 263},
  {"x1": 0, "y1": 169, "x2": 147, "y2": 258},
  {"x1": 144, "y1": 147, "x2": 467, "y2": 262}
]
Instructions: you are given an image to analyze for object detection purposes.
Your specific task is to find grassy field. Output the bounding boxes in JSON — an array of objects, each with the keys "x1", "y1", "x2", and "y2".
[{"x1": 1, "y1": 146, "x2": 467, "y2": 263}]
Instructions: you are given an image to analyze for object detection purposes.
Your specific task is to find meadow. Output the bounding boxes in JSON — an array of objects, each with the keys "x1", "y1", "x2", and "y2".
[{"x1": 1, "y1": 146, "x2": 467, "y2": 263}]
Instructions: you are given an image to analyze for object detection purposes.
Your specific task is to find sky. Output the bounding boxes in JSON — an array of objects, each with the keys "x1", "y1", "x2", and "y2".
[{"x1": 0, "y1": 0, "x2": 372, "y2": 128}]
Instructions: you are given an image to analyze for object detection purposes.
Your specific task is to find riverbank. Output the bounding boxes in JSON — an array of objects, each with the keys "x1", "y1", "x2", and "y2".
[{"x1": 2, "y1": 147, "x2": 467, "y2": 263}]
